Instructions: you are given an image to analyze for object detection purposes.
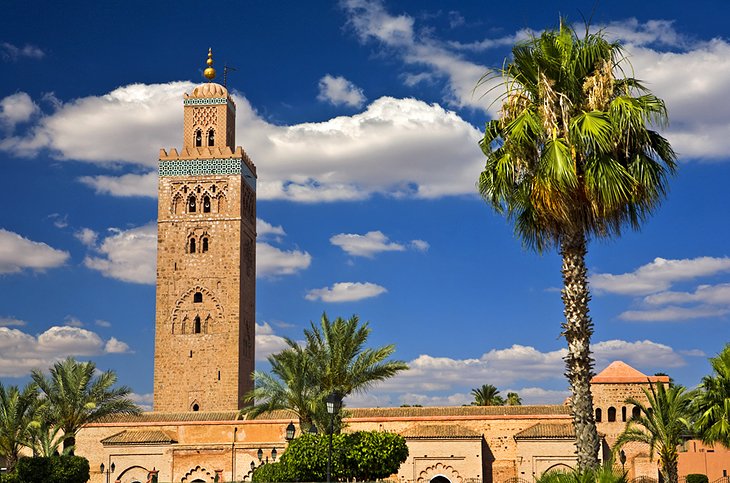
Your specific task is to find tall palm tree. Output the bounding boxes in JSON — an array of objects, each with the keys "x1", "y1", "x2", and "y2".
[
  {"x1": 615, "y1": 383, "x2": 692, "y2": 483},
  {"x1": 478, "y1": 21, "x2": 676, "y2": 469},
  {"x1": 31, "y1": 357, "x2": 140, "y2": 453},
  {"x1": 471, "y1": 384, "x2": 504, "y2": 406},
  {"x1": 506, "y1": 392, "x2": 522, "y2": 406},
  {"x1": 0, "y1": 382, "x2": 38, "y2": 471},
  {"x1": 692, "y1": 343, "x2": 730, "y2": 448}
]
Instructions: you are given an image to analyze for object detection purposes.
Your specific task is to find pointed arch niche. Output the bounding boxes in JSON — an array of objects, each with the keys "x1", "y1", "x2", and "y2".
[{"x1": 171, "y1": 285, "x2": 224, "y2": 335}]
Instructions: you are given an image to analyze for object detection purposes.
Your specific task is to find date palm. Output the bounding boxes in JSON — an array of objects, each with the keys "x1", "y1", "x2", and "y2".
[
  {"x1": 31, "y1": 357, "x2": 140, "y2": 453},
  {"x1": 0, "y1": 382, "x2": 38, "y2": 470},
  {"x1": 478, "y1": 21, "x2": 676, "y2": 469},
  {"x1": 471, "y1": 384, "x2": 504, "y2": 406},
  {"x1": 615, "y1": 383, "x2": 692, "y2": 483},
  {"x1": 692, "y1": 343, "x2": 730, "y2": 447},
  {"x1": 506, "y1": 392, "x2": 522, "y2": 406}
]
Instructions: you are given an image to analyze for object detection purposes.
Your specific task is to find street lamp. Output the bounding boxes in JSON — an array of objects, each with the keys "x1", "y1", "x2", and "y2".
[
  {"x1": 286, "y1": 421, "x2": 296, "y2": 441},
  {"x1": 619, "y1": 449, "x2": 626, "y2": 473},
  {"x1": 308, "y1": 424, "x2": 318, "y2": 435},
  {"x1": 271, "y1": 448, "x2": 277, "y2": 461},
  {"x1": 100, "y1": 462, "x2": 115, "y2": 483},
  {"x1": 257, "y1": 448, "x2": 263, "y2": 463},
  {"x1": 326, "y1": 391, "x2": 343, "y2": 483}
]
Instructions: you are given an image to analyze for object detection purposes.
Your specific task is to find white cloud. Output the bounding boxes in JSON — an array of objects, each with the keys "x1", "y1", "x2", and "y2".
[
  {"x1": 0, "y1": 317, "x2": 26, "y2": 327},
  {"x1": 0, "y1": 42, "x2": 44, "y2": 61},
  {"x1": 47, "y1": 213, "x2": 68, "y2": 229},
  {"x1": 257, "y1": 242, "x2": 312, "y2": 278},
  {"x1": 317, "y1": 75, "x2": 366, "y2": 108},
  {"x1": 0, "y1": 228, "x2": 69, "y2": 274},
  {"x1": 255, "y1": 322, "x2": 289, "y2": 361},
  {"x1": 330, "y1": 231, "x2": 405, "y2": 257},
  {"x1": 620, "y1": 306, "x2": 730, "y2": 322},
  {"x1": 79, "y1": 171, "x2": 157, "y2": 197},
  {"x1": 84, "y1": 223, "x2": 157, "y2": 284},
  {"x1": 305, "y1": 281, "x2": 387, "y2": 302},
  {"x1": 129, "y1": 392, "x2": 153, "y2": 411},
  {"x1": 63, "y1": 315, "x2": 84, "y2": 328},
  {"x1": 104, "y1": 337, "x2": 131, "y2": 353},
  {"x1": 74, "y1": 228, "x2": 98, "y2": 247},
  {"x1": 0, "y1": 92, "x2": 39, "y2": 130},
  {"x1": 0, "y1": 325, "x2": 131, "y2": 377},
  {"x1": 592, "y1": 340, "x2": 686, "y2": 367},
  {"x1": 591, "y1": 256, "x2": 730, "y2": 295},
  {"x1": 256, "y1": 218, "x2": 286, "y2": 239},
  {"x1": 644, "y1": 283, "x2": 730, "y2": 306},
  {"x1": 410, "y1": 239, "x2": 429, "y2": 252},
  {"x1": 95, "y1": 319, "x2": 112, "y2": 328}
]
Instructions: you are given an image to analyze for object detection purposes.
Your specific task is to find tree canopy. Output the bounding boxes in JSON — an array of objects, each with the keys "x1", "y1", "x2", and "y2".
[{"x1": 692, "y1": 343, "x2": 730, "y2": 448}]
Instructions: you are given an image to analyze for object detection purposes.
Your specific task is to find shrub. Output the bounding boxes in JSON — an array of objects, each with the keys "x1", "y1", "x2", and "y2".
[
  {"x1": 252, "y1": 462, "x2": 292, "y2": 483},
  {"x1": 686, "y1": 475, "x2": 708, "y2": 483},
  {"x1": 14, "y1": 456, "x2": 89, "y2": 483}
]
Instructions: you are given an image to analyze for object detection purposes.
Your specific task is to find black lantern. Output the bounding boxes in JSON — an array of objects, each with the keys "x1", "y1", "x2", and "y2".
[
  {"x1": 326, "y1": 391, "x2": 343, "y2": 483},
  {"x1": 271, "y1": 448, "x2": 277, "y2": 461},
  {"x1": 619, "y1": 449, "x2": 626, "y2": 472},
  {"x1": 285, "y1": 421, "x2": 296, "y2": 441},
  {"x1": 326, "y1": 391, "x2": 342, "y2": 414},
  {"x1": 257, "y1": 448, "x2": 263, "y2": 462},
  {"x1": 308, "y1": 424, "x2": 318, "y2": 435},
  {"x1": 250, "y1": 461, "x2": 255, "y2": 471}
]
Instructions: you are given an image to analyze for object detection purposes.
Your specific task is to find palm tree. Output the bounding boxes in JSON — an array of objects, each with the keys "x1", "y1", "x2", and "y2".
[
  {"x1": 471, "y1": 384, "x2": 504, "y2": 406},
  {"x1": 506, "y1": 392, "x2": 522, "y2": 406},
  {"x1": 31, "y1": 357, "x2": 140, "y2": 453},
  {"x1": 477, "y1": 21, "x2": 676, "y2": 469},
  {"x1": 615, "y1": 383, "x2": 692, "y2": 483},
  {"x1": 0, "y1": 382, "x2": 38, "y2": 470},
  {"x1": 692, "y1": 343, "x2": 730, "y2": 448}
]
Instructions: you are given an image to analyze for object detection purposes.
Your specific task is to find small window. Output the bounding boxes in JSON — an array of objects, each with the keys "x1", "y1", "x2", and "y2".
[
  {"x1": 621, "y1": 406, "x2": 627, "y2": 422},
  {"x1": 595, "y1": 408, "x2": 602, "y2": 422},
  {"x1": 193, "y1": 292, "x2": 203, "y2": 303},
  {"x1": 192, "y1": 403, "x2": 199, "y2": 412},
  {"x1": 608, "y1": 407, "x2": 616, "y2": 422},
  {"x1": 218, "y1": 371, "x2": 221, "y2": 381},
  {"x1": 189, "y1": 350, "x2": 193, "y2": 358},
  {"x1": 202, "y1": 237, "x2": 209, "y2": 253},
  {"x1": 632, "y1": 406, "x2": 641, "y2": 420},
  {"x1": 203, "y1": 195, "x2": 211, "y2": 213},
  {"x1": 194, "y1": 316, "x2": 201, "y2": 334},
  {"x1": 207, "y1": 129, "x2": 215, "y2": 146},
  {"x1": 189, "y1": 238, "x2": 196, "y2": 253},
  {"x1": 188, "y1": 196, "x2": 196, "y2": 213},
  {"x1": 195, "y1": 129, "x2": 202, "y2": 147},
  {"x1": 211, "y1": 185, "x2": 216, "y2": 193}
]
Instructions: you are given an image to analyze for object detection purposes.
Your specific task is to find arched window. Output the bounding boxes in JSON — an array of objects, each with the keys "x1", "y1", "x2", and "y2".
[
  {"x1": 188, "y1": 195, "x2": 196, "y2": 213},
  {"x1": 595, "y1": 408, "x2": 602, "y2": 422},
  {"x1": 207, "y1": 129, "x2": 215, "y2": 146},
  {"x1": 193, "y1": 292, "x2": 202, "y2": 303},
  {"x1": 622, "y1": 406, "x2": 627, "y2": 422},
  {"x1": 189, "y1": 238, "x2": 196, "y2": 253},
  {"x1": 194, "y1": 316, "x2": 201, "y2": 334},
  {"x1": 192, "y1": 403, "x2": 199, "y2": 412},
  {"x1": 608, "y1": 406, "x2": 616, "y2": 422},
  {"x1": 203, "y1": 195, "x2": 211, "y2": 213},
  {"x1": 195, "y1": 129, "x2": 202, "y2": 147},
  {"x1": 632, "y1": 406, "x2": 641, "y2": 420},
  {"x1": 202, "y1": 237, "x2": 209, "y2": 253}
]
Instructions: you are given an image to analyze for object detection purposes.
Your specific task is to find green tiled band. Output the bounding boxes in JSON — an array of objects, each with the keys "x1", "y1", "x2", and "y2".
[
  {"x1": 183, "y1": 98, "x2": 228, "y2": 106},
  {"x1": 159, "y1": 158, "x2": 256, "y2": 190}
]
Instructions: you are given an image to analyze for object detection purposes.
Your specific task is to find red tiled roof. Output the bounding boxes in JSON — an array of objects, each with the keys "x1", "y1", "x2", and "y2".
[
  {"x1": 101, "y1": 430, "x2": 176, "y2": 446},
  {"x1": 402, "y1": 424, "x2": 482, "y2": 439},
  {"x1": 591, "y1": 361, "x2": 670, "y2": 384},
  {"x1": 514, "y1": 423, "x2": 574, "y2": 440}
]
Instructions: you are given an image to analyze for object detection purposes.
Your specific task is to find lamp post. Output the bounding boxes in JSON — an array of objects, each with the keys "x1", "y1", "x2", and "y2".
[
  {"x1": 326, "y1": 391, "x2": 343, "y2": 483},
  {"x1": 100, "y1": 462, "x2": 115, "y2": 483},
  {"x1": 257, "y1": 448, "x2": 263, "y2": 464},
  {"x1": 271, "y1": 448, "x2": 277, "y2": 461},
  {"x1": 619, "y1": 449, "x2": 626, "y2": 473},
  {"x1": 308, "y1": 424, "x2": 318, "y2": 435},
  {"x1": 285, "y1": 421, "x2": 296, "y2": 441}
]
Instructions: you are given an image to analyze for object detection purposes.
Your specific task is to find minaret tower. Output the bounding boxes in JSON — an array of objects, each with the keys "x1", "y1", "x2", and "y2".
[{"x1": 154, "y1": 49, "x2": 256, "y2": 412}]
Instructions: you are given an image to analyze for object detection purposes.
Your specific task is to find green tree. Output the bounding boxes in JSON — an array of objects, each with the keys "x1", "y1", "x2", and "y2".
[
  {"x1": 506, "y1": 392, "x2": 522, "y2": 406},
  {"x1": 471, "y1": 384, "x2": 504, "y2": 406},
  {"x1": 31, "y1": 358, "x2": 140, "y2": 453},
  {"x1": 0, "y1": 382, "x2": 38, "y2": 471},
  {"x1": 692, "y1": 343, "x2": 730, "y2": 448},
  {"x1": 615, "y1": 383, "x2": 692, "y2": 483},
  {"x1": 245, "y1": 313, "x2": 408, "y2": 431},
  {"x1": 477, "y1": 21, "x2": 676, "y2": 469}
]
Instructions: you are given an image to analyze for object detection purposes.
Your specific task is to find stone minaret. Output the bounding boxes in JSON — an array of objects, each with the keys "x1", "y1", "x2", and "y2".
[{"x1": 153, "y1": 49, "x2": 256, "y2": 412}]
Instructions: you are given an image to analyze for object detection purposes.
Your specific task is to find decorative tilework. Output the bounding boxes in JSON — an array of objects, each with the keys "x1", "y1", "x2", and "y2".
[
  {"x1": 183, "y1": 98, "x2": 227, "y2": 106},
  {"x1": 159, "y1": 158, "x2": 256, "y2": 190}
]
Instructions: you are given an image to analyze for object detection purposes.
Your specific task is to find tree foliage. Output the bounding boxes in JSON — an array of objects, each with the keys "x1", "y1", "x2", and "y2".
[
  {"x1": 692, "y1": 343, "x2": 730, "y2": 448},
  {"x1": 534, "y1": 464, "x2": 628, "y2": 483},
  {"x1": 13, "y1": 455, "x2": 89, "y2": 483},
  {"x1": 471, "y1": 384, "x2": 504, "y2": 406},
  {"x1": 244, "y1": 314, "x2": 408, "y2": 432},
  {"x1": 477, "y1": 19, "x2": 676, "y2": 470},
  {"x1": 0, "y1": 383, "x2": 38, "y2": 470}
]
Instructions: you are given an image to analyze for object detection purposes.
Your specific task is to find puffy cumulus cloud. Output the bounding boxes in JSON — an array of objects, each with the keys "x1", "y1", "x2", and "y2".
[
  {"x1": 0, "y1": 325, "x2": 131, "y2": 377},
  {"x1": 305, "y1": 282, "x2": 387, "y2": 302},
  {"x1": 644, "y1": 283, "x2": 730, "y2": 306},
  {"x1": 74, "y1": 228, "x2": 98, "y2": 247},
  {"x1": 257, "y1": 242, "x2": 312, "y2": 278},
  {"x1": 129, "y1": 392, "x2": 154, "y2": 411},
  {"x1": 330, "y1": 230, "x2": 415, "y2": 257},
  {"x1": 79, "y1": 171, "x2": 157, "y2": 197},
  {"x1": 84, "y1": 223, "x2": 157, "y2": 284},
  {"x1": 104, "y1": 337, "x2": 131, "y2": 353},
  {"x1": 0, "y1": 229, "x2": 69, "y2": 274},
  {"x1": 620, "y1": 306, "x2": 730, "y2": 322},
  {"x1": 603, "y1": 18, "x2": 688, "y2": 48},
  {"x1": 592, "y1": 340, "x2": 685, "y2": 368},
  {"x1": 512, "y1": 387, "x2": 571, "y2": 405},
  {"x1": 0, "y1": 92, "x2": 39, "y2": 130},
  {"x1": 621, "y1": 282, "x2": 730, "y2": 322},
  {"x1": 0, "y1": 42, "x2": 44, "y2": 61},
  {"x1": 256, "y1": 218, "x2": 286, "y2": 239},
  {"x1": 317, "y1": 75, "x2": 366, "y2": 108},
  {"x1": 255, "y1": 322, "x2": 290, "y2": 361},
  {"x1": 63, "y1": 315, "x2": 84, "y2": 328},
  {"x1": 591, "y1": 257, "x2": 730, "y2": 295}
]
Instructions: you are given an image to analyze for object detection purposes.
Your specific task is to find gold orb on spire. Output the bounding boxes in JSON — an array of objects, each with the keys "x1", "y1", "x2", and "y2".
[{"x1": 203, "y1": 48, "x2": 216, "y2": 81}]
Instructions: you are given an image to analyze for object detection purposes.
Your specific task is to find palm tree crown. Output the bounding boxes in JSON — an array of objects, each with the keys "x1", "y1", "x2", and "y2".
[
  {"x1": 692, "y1": 344, "x2": 730, "y2": 448},
  {"x1": 471, "y1": 384, "x2": 504, "y2": 406},
  {"x1": 615, "y1": 383, "x2": 692, "y2": 483},
  {"x1": 31, "y1": 357, "x2": 140, "y2": 452},
  {"x1": 478, "y1": 21, "x2": 676, "y2": 470},
  {"x1": 0, "y1": 382, "x2": 38, "y2": 470}
]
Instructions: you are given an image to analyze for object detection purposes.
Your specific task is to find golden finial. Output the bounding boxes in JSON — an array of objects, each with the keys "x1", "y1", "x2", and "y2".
[{"x1": 203, "y1": 48, "x2": 216, "y2": 81}]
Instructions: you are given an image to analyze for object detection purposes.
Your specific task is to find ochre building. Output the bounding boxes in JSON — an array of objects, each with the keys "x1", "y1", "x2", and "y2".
[{"x1": 75, "y1": 53, "x2": 730, "y2": 483}]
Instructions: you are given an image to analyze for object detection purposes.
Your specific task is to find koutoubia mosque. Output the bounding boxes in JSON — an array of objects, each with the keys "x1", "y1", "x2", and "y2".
[{"x1": 75, "y1": 51, "x2": 729, "y2": 483}]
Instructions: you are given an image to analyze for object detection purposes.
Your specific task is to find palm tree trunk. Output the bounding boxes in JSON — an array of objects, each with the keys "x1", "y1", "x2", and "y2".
[
  {"x1": 662, "y1": 453, "x2": 679, "y2": 483},
  {"x1": 560, "y1": 230, "x2": 600, "y2": 470}
]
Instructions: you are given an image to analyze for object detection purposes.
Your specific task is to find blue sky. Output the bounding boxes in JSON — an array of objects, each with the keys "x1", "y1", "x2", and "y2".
[{"x1": 2, "y1": 0, "x2": 729, "y2": 410}]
